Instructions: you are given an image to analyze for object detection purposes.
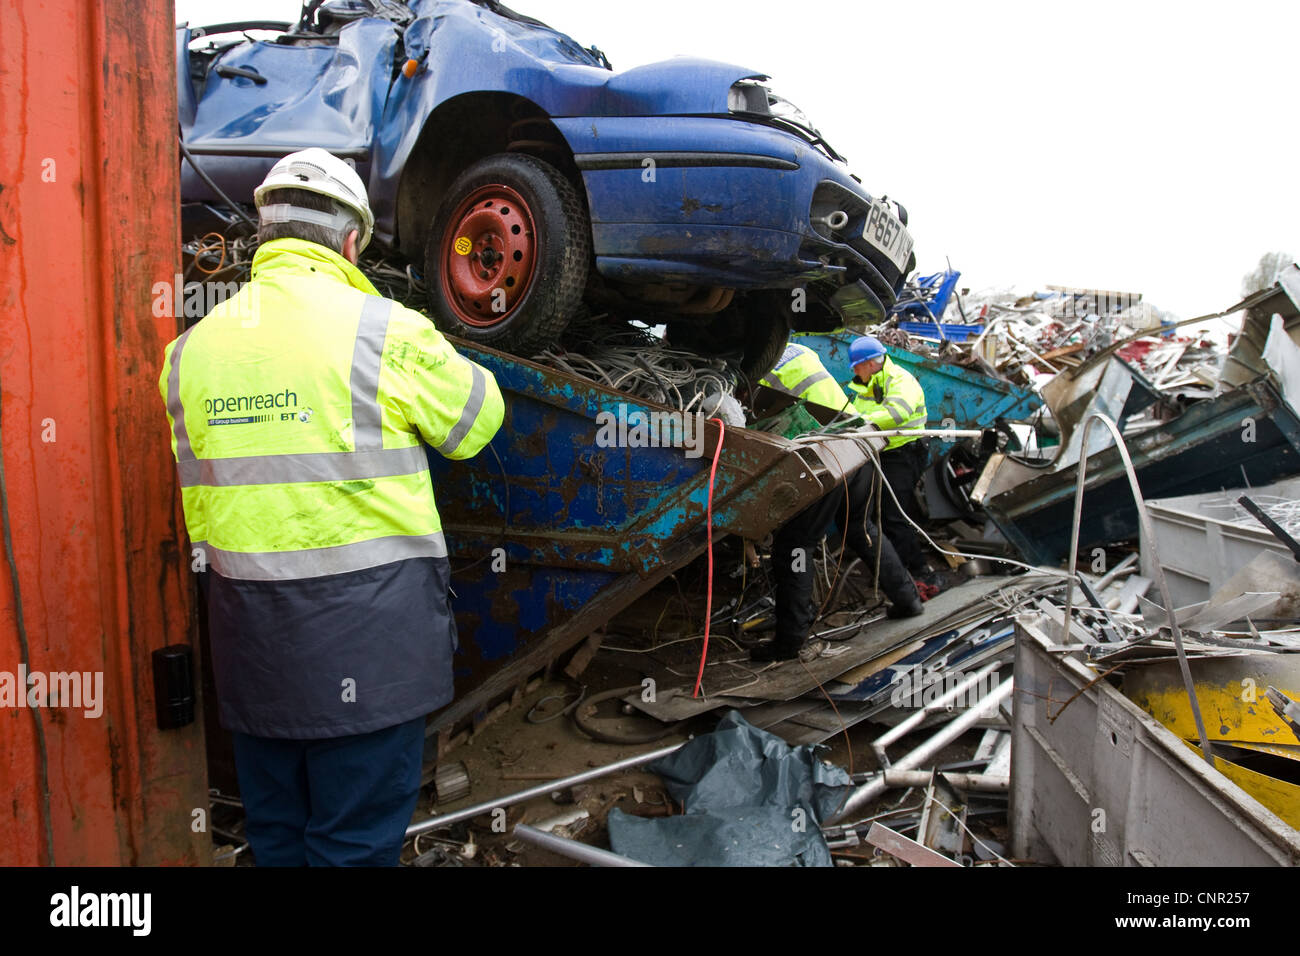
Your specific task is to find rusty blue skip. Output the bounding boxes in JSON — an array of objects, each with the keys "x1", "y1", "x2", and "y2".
[{"x1": 425, "y1": 340, "x2": 872, "y2": 748}]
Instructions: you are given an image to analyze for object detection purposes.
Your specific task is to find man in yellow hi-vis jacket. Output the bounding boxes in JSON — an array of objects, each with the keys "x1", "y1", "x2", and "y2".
[
  {"x1": 159, "y1": 149, "x2": 503, "y2": 866},
  {"x1": 847, "y1": 335, "x2": 930, "y2": 575},
  {"x1": 759, "y1": 341, "x2": 855, "y2": 415},
  {"x1": 750, "y1": 339, "x2": 924, "y2": 662}
]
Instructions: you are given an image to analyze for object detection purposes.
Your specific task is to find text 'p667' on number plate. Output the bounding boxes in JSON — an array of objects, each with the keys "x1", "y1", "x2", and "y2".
[{"x1": 863, "y1": 200, "x2": 913, "y2": 273}]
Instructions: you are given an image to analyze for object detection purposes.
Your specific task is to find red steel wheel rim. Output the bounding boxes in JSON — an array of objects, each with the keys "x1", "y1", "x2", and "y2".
[{"x1": 439, "y1": 184, "x2": 538, "y2": 328}]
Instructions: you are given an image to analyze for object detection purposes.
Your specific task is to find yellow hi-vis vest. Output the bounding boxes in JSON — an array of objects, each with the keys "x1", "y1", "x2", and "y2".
[
  {"x1": 759, "y1": 343, "x2": 852, "y2": 414},
  {"x1": 158, "y1": 238, "x2": 504, "y2": 738},
  {"x1": 160, "y1": 238, "x2": 502, "y2": 578},
  {"x1": 848, "y1": 355, "x2": 927, "y2": 450}
]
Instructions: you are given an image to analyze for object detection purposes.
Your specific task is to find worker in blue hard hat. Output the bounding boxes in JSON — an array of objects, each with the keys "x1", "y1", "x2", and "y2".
[
  {"x1": 847, "y1": 335, "x2": 931, "y2": 576},
  {"x1": 750, "y1": 340, "x2": 924, "y2": 662}
]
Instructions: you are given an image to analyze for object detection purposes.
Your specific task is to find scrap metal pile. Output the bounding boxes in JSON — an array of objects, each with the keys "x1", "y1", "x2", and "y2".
[
  {"x1": 884, "y1": 275, "x2": 1220, "y2": 393},
  {"x1": 535, "y1": 457, "x2": 1300, "y2": 866},
  {"x1": 504, "y1": 266, "x2": 1300, "y2": 866},
  {"x1": 400, "y1": 508, "x2": 1300, "y2": 867},
  {"x1": 1010, "y1": 481, "x2": 1300, "y2": 862}
]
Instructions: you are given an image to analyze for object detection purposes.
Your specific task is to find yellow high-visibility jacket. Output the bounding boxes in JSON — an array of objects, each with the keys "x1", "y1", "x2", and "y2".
[
  {"x1": 848, "y1": 356, "x2": 927, "y2": 450},
  {"x1": 759, "y1": 343, "x2": 852, "y2": 414},
  {"x1": 159, "y1": 238, "x2": 503, "y2": 738}
]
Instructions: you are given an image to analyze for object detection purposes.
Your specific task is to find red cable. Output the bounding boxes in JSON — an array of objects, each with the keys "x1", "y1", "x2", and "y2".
[{"x1": 693, "y1": 418, "x2": 725, "y2": 699}]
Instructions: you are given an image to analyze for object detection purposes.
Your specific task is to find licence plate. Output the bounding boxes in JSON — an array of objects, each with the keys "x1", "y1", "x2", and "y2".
[{"x1": 862, "y1": 200, "x2": 914, "y2": 273}]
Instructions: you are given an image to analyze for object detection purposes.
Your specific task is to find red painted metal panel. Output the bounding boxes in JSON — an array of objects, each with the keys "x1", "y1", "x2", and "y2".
[{"x1": 0, "y1": 0, "x2": 207, "y2": 864}]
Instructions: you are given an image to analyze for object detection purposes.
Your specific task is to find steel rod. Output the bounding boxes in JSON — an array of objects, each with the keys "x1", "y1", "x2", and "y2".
[
  {"x1": 868, "y1": 428, "x2": 985, "y2": 439},
  {"x1": 794, "y1": 428, "x2": 982, "y2": 445},
  {"x1": 406, "y1": 741, "x2": 685, "y2": 837},
  {"x1": 872, "y1": 660, "x2": 1004, "y2": 765},
  {"x1": 855, "y1": 769, "x2": 1009, "y2": 792},
  {"x1": 828, "y1": 678, "x2": 1013, "y2": 824},
  {"x1": 512, "y1": 823, "x2": 652, "y2": 867}
]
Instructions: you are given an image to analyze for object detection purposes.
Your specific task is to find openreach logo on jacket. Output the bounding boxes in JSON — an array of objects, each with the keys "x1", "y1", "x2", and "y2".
[{"x1": 203, "y1": 388, "x2": 310, "y2": 426}]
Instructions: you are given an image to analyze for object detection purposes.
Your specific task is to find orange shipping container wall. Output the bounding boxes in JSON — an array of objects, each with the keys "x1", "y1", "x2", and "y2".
[{"x1": 0, "y1": 0, "x2": 208, "y2": 864}]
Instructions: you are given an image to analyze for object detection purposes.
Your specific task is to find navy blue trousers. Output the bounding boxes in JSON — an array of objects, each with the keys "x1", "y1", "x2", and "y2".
[
  {"x1": 231, "y1": 715, "x2": 425, "y2": 867},
  {"x1": 772, "y1": 463, "x2": 920, "y2": 647},
  {"x1": 877, "y1": 440, "x2": 929, "y2": 572}
]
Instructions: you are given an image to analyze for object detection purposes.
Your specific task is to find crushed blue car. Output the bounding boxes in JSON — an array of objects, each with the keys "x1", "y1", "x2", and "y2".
[{"x1": 178, "y1": 0, "x2": 916, "y2": 375}]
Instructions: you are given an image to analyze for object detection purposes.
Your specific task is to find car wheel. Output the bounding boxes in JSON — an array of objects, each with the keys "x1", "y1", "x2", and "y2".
[
  {"x1": 426, "y1": 152, "x2": 589, "y2": 355},
  {"x1": 666, "y1": 291, "x2": 791, "y2": 388},
  {"x1": 741, "y1": 298, "x2": 792, "y2": 385}
]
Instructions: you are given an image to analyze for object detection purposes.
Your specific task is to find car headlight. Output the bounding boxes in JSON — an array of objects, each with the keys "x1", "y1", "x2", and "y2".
[
  {"x1": 729, "y1": 79, "x2": 816, "y2": 129},
  {"x1": 728, "y1": 78, "x2": 836, "y2": 158},
  {"x1": 727, "y1": 78, "x2": 772, "y2": 114}
]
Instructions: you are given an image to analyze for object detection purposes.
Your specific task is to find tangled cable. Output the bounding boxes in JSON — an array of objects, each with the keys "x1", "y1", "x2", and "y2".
[
  {"x1": 364, "y1": 254, "x2": 428, "y2": 307},
  {"x1": 535, "y1": 323, "x2": 740, "y2": 415},
  {"x1": 183, "y1": 231, "x2": 257, "y2": 281}
]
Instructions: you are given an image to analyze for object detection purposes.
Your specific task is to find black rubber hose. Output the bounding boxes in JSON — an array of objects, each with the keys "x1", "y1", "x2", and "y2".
[
  {"x1": 178, "y1": 137, "x2": 257, "y2": 230},
  {"x1": 572, "y1": 685, "x2": 689, "y2": 745}
]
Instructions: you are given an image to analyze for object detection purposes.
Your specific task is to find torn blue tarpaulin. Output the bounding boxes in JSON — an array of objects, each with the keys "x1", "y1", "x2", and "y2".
[{"x1": 607, "y1": 710, "x2": 852, "y2": 866}]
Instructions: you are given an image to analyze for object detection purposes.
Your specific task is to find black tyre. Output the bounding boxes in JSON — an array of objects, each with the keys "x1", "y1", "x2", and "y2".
[
  {"x1": 666, "y1": 290, "x2": 791, "y2": 388},
  {"x1": 426, "y1": 152, "x2": 590, "y2": 355}
]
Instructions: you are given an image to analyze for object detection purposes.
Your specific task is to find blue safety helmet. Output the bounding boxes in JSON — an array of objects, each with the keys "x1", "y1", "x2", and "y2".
[{"x1": 848, "y1": 335, "x2": 887, "y2": 365}]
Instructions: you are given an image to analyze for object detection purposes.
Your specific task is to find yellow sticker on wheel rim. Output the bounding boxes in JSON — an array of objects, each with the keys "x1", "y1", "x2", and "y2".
[{"x1": 454, "y1": 236, "x2": 473, "y2": 255}]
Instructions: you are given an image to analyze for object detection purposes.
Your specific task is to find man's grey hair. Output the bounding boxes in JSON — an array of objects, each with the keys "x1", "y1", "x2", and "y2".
[{"x1": 257, "y1": 186, "x2": 362, "y2": 255}]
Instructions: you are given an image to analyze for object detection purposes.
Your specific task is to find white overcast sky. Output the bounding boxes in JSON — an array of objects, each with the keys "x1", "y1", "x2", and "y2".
[{"x1": 176, "y1": 0, "x2": 1298, "y2": 322}]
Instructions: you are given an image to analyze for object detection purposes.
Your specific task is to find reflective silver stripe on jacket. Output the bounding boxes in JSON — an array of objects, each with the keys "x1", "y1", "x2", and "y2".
[
  {"x1": 759, "y1": 372, "x2": 790, "y2": 395},
  {"x1": 786, "y1": 369, "x2": 834, "y2": 397},
  {"x1": 760, "y1": 366, "x2": 832, "y2": 399},
  {"x1": 192, "y1": 532, "x2": 448, "y2": 581},
  {"x1": 436, "y1": 360, "x2": 487, "y2": 456},
  {"x1": 166, "y1": 325, "x2": 198, "y2": 465},
  {"x1": 177, "y1": 445, "x2": 428, "y2": 488},
  {"x1": 350, "y1": 295, "x2": 392, "y2": 451},
  {"x1": 884, "y1": 396, "x2": 914, "y2": 417}
]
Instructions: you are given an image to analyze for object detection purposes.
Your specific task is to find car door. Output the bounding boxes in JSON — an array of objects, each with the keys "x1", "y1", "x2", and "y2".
[{"x1": 179, "y1": 15, "x2": 401, "y2": 207}]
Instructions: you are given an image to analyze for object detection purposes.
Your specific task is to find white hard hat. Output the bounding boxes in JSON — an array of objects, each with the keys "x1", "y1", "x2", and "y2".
[{"x1": 254, "y1": 148, "x2": 374, "y2": 252}]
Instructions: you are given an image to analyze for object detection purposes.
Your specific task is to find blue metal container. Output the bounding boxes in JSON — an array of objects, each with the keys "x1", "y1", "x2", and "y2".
[{"x1": 426, "y1": 340, "x2": 872, "y2": 744}]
